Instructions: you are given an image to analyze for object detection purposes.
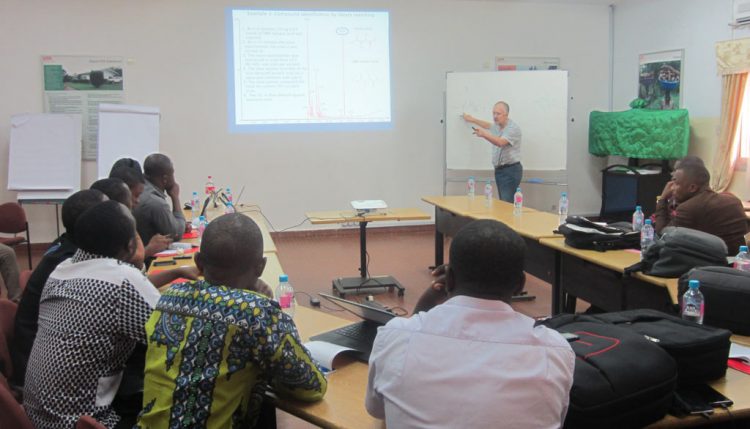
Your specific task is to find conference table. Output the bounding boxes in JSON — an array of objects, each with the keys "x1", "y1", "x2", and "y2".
[{"x1": 145, "y1": 201, "x2": 750, "y2": 428}]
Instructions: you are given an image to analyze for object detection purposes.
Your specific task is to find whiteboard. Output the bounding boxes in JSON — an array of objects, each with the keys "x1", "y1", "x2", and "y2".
[
  {"x1": 97, "y1": 103, "x2": 160, "y2": 178},
  {"x1": 445, "y1": 71, "x2": 568, "y2": 171},
  {"x1": 8, "y1": 113, "x2": 82, "y2": 190}
]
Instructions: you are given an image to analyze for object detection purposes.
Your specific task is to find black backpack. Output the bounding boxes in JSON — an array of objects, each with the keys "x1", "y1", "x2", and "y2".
[
  {"x1": 539, "y1": 314, "x2": 677, "y2": 428},
  {"x1": 590, "y1": 309, "x2": 731, "y2": 386},
  {"x1": 625, "y1": 227, "x2": 728, "y2": 277},
  {"x1": 557, "y1": 216, "x2": 640, "y2": 252},
  {"x1": 679, "y1": 266, "x2": 750, "y2": 335}
]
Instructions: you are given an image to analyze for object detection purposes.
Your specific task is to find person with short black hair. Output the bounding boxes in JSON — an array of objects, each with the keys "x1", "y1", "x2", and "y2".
[
  {"x1": 655, "y1": 158, "x2": 747, "y2": 253},
  {"x1": 132, "y1": 153, "x2": 187, "y2": 245},
  {"x1": 11, "y1": 189, "x2": 106, "y2": 386},
  {"x1": 91, "y1": 177, "x2": 132, "y2": 208},
  {"x1": 109, "y1": 165, "x2": 145, "y2": 208},
  {"x1": 109, "y1": 157, "x2": 142, "y2": 177},
  {"x1": 136, "y1": 214, "x2": 326, "y2": 429},
  {"x1": 23, "y1": 200, "x2": 161, "y2": 429},
  {"x1": 366, "y1": 219, "x2": 574, "y2": 428}
]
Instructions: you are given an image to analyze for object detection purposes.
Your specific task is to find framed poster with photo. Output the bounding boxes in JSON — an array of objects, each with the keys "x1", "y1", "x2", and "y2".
[{"x1": 638, "y1": 50, "x2": 683, "y2": 110}]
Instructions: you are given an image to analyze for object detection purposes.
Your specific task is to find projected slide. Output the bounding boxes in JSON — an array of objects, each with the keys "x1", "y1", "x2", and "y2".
[{"x1": 227, "y1": 9, "x2": 392, "y2": 132}]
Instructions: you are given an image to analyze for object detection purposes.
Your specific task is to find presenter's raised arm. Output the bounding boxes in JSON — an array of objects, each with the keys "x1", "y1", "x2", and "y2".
[
  {"x1": 473, "y1": 126, "x2": 511, "y2": 147},
  {"x1": 462, "y1": 113, "x2": 491, "y2": 129}
]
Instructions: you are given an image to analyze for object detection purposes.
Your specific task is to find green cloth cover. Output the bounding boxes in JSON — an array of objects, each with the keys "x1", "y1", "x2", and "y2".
[{"x1": 588, "y1": 109, "x2": 689, "y2": 159}]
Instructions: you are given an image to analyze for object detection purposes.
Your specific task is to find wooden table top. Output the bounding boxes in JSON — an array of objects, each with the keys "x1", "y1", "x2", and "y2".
[
  {"x1": 421, "y1": 195, "x2": 537, "y2": 216},
  {"x1": 474, "y1": 210, "x2": 562, "y2": 240},
  {"x1": 277, "y1": 306, "x2": 384, "y2": 429},
  {"x1": 305, "y1": 208, "x2": 431, "y2": 225}
]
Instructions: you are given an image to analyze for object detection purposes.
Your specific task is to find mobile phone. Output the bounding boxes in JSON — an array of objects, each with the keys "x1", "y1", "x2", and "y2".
[
  {"x1": 674, "y1": 389, "x2": 715, "y2": 416},
  {"x1": 153, "y1": 260, "x2": 176, "y2": 266},
  {"x1": 684, "y1": 384, "x2": 733, "y2": 408},
  {"x1": 560, "y1": 332, "x2": 579, "y2": 342}
]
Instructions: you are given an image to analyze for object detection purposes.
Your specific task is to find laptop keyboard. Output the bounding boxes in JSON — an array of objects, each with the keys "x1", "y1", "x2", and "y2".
[{"x1": 334, "y1": 321, "x2": 379, "y2": 341}]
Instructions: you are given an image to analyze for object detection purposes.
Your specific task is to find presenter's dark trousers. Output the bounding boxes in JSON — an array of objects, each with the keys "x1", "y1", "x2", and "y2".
[{"x1": 495, "y1": 162, "x2": 523, "y2": 203}]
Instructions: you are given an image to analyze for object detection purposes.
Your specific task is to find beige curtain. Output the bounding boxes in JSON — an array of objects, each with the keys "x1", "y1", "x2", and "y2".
[{"x1": 712, "y1": 39, "x2": 750, "y2": 191}]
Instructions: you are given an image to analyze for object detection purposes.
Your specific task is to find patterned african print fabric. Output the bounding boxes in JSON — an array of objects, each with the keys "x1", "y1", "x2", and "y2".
[
  {"x1": 23, "y1": 250, "x2": 160, "y2": 429},
  {"x1": 135, "y1": 280, "x2": 327, "y2": 429}
]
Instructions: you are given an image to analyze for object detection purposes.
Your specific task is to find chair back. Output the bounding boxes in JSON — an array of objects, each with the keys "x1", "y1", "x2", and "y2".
[
  {"x1": 0, "y1": 203, "x2": 27, "y2": 234},
  {"x1": 77, "y1": 415, "x2": 108, "y2": 429},
  {"x1": 0, "y1": 378, "x2": 34, "y2": 429}
]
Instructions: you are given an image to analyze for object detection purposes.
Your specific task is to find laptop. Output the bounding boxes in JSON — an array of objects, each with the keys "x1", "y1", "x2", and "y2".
[{"x1": 310, "y1": 293, "x2": 397, "y2": 362}]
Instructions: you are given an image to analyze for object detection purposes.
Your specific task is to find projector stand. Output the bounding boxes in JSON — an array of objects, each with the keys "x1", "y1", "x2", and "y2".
[{"x1": 332, "y1": 220, "x2": 405, "y2": 298}]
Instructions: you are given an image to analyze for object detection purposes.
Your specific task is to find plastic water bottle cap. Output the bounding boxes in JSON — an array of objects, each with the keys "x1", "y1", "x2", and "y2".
[
  {"x1": 644, "y1": 219, "x2": 652, "y2": 225},
  {"x1": 516, "y1": 187, "x2": 522, "y2": 192},
  {"x1": 688, "y1": 279, "x2": 700, "y2": 289},
  {"x1": 469, "y1": 176, "x2": 475, "y2": 180},
  {"x1": 561, "y1": 192, "x2": 567, "y2": 197},
  {"x1": 636, "y1": 205, "x2": 642, "y2": 210},
  {"x1": 279, "y1": 274, "x2": 289, "y2": 283},
  {"x1": 741, "y1": 246, "x2": 749, "y2": 253}
]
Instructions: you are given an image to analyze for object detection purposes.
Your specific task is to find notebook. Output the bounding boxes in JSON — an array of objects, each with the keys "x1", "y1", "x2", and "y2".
[{"x1": 309, "y1": 293, "x2": 397, "y2": 362}]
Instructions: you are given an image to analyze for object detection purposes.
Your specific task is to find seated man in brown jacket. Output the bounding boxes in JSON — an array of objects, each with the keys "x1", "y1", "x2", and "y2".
[{"x1": 655, "y1": 160, "x2": 747, "y2": 254}]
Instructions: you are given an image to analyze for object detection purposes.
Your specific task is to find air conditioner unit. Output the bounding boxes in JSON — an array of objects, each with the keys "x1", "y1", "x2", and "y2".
[{"x1": 735, "y1": 0, "x2": 750, "y2": 25}]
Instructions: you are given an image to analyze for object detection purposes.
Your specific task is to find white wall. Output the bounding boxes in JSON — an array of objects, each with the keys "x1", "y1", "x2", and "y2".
[
  {"x1": 612, "y1": 0, "x2": 732, "y2": 115},
  {"x1": 0, "y1": 0, "x2": 610, "y2": 242}
]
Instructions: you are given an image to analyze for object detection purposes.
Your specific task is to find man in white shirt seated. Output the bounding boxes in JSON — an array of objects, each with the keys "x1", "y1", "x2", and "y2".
[{"x1": 366, "y1": 219, "x2": 575, "y2": 429}]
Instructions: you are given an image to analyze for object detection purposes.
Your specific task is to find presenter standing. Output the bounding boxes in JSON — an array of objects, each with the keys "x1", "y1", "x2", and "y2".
[{"x1": 463, "y1": 101, "x2": 522, "y2": 203}]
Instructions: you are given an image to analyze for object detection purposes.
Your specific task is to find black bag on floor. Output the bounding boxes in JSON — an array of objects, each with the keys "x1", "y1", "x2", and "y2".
[
  {"x1": 624, "y1": 226, "x2": 728, "y2": 277},
  {"x1": 539, "y1": 314, "x2": 677, "y2": 428},
  {"x1": 591, "y1": 309, "x2": 731, "y2": 386},
  {"x1": 679, "y1": 266, "x2": 750, "y2": 335},
  {"x1": 557, "y1": 216, "x2": 640, "y2": 252}
]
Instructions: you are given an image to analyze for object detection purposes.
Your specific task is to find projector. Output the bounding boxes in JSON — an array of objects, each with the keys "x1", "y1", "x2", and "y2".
[{"x1": 351, "y1": 200, "x2": 387, "y2": 214}]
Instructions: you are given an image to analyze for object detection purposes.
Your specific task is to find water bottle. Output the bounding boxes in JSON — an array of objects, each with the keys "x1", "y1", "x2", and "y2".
[
  {"x1": 205, "y1": 176, "x2": 216, "y2": 197},
  {"x1": 224, "y1": 187, "x2": 235, "y2": 214},
  {"x1": 275, "y1": 274, "x2": 296, "y2": 317},
  {"x1": 558, "y1": 192, "x2": 569, "y2": 225},
  {"x1": 640, "y1": 219, "x2": 655, "y2": 259},
  {"x1": 483, "y1": 180, "x2": 493, "y2": 207},
  {"x1": 190, "y1": 191, "x2": 200, "y2": 218},
  {"x1": 632, "y1": 205, "x2": 644, "y2": 232},
  {"x1": 513, "y1": 187, "x2": 523, "y2": 216},
  {"x1": 196, "y1": 215, "x2": 208, "y2": 238},
  {"x1": 681, "y1": 279, "x2": 704, "y2": 324},
  {"x1": 467, "y1": 176, "x2": 476, "y2": 198},
  {"x1": 734, "y1": 245, "x2": 750, "y2": 272}
]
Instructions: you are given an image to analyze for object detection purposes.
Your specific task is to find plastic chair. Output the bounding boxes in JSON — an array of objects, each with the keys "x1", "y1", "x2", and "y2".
[
  {"x1": 0, "y1": 378, "x2": 34, "y2": 429},
  {"x1": 76, "y1": 415, "x2": 107, "y2": 429},
  {"x1": 0, "y1": 203, "x2": 32, "y2": 269}
]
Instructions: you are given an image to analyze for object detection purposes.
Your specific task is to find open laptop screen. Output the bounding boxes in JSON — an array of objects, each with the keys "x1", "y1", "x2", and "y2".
[{"x1": 319, "y1": 293, "x2": 396, "y2": 325}]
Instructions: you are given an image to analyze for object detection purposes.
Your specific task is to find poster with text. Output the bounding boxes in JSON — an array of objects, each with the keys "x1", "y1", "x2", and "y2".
[
  {"x1": 495, "y1": 56, "x2": 560, "y2": 71},
  {"x1": 42, "y1": 55, "x2": 124, "y2": 160},
  {"x1": 638, "y1": 50, "x2": 683, "y2": 110}
]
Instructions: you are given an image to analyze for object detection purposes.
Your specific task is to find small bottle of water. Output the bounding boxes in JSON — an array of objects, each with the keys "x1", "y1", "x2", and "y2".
[
  {"x1": 224, "y1": 187, "x2": 235, "y2": 214},
  {"x1": 467, "y1": 176, "x2": 476, "y2": 198},
  {"x1": 197, "y1": 215, "x2": 208, "y2": 238},
  {"x1": 484, "y1": 180, "x2": 493, "y2": 207},
  {"x1": 558, "y1": 192, "x2": 569, "y2": 225},
  {"x1": 681, "y1": 279, "x2": 704, "y2": 324},
  {"x1": 191, "y1": 191, "x2": 200, "y2": 218},
  {"x1": 640, "y1": 219, "x2": 655, "y2": 259},
  {"x1": 513, "y1": 187, "x2": 523, "y2": 216},
  {"x1": 205, "y1": 176, "x2": 216, "y2": 197},
  {"x1": 632, "y1": 205, "x2": 644, "y2": 232},
  {"x1": 734, "y1": 245, "x2": 750, "y2": 272},
  {"x1": 275, "y1": 274, "x2": 296, "y2": 318}
]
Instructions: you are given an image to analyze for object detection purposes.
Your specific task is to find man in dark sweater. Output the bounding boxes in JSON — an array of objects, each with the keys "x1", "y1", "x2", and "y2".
[
  {"x1": 655, "y1": 161, "x2": 748, "y2": 254},
  {"x1": 11, "y1": 189, "x2": 106, "y2": 386}
]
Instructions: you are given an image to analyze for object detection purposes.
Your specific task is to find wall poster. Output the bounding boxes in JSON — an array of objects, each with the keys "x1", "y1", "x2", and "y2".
[
  {"x1": 42, "y1": 55, "x2": 124, "y2": 160},
  {"x1": 638, "y1": 50, "x2": 683, "y2": 110}
]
